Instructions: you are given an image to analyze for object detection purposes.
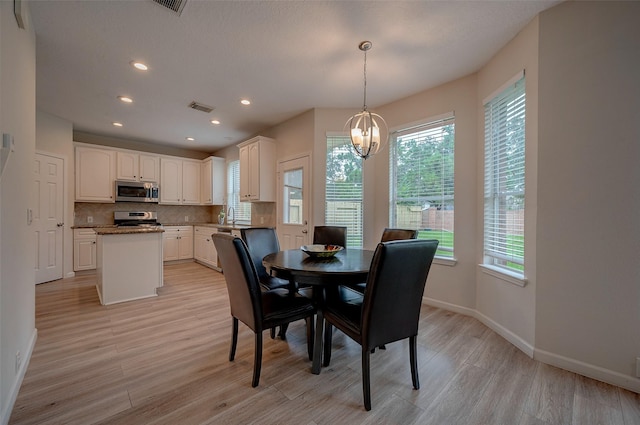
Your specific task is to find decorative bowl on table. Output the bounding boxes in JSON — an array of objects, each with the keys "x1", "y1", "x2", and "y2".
[{"x1": 300, "y1": 244, "x2": 344, "y2": 258}]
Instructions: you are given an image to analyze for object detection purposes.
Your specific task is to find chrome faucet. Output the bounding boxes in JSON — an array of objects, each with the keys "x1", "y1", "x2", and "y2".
[{"x1": 227, "y1": 206, "x2": 235, "y2": 226}]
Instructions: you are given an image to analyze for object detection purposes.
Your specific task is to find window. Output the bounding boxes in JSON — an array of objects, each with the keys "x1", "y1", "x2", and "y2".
[
  {"x1": 483, "y1": 74, "x2": 525, "y2": 275},
  {"x1": 390, "y1": 115, "x2": 455, "y2": 258},
  {"x1": 325, "y1": 134, "x2": 363, "y2": 248},
  {"x1": 227, "y1": 160, "x2": 251, "y2": 225},
  {"x1": 283, "y1": 168, "x2": 303, "y2": 224}
]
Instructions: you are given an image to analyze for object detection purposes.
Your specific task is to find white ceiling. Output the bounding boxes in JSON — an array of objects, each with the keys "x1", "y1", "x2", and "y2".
[{"x1": 30, "y1": 0, "x2": 560, "y2": 153}]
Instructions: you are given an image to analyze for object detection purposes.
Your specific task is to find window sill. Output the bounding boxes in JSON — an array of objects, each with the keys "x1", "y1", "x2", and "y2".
[
  {"x1": 434, "y1": 257, "x2": 457, "y2": 267},
  {"x1": 479, "y1": 264, "x2": 528, "y2": 287}
]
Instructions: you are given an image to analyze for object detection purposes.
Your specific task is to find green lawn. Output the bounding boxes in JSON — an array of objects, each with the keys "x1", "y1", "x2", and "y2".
[
  {"x1": 417, "y1": 230, "x2": 524, "y2": 270},
  {"x1": 418, "y1": 229, "x2": 454, "y2": 257}
]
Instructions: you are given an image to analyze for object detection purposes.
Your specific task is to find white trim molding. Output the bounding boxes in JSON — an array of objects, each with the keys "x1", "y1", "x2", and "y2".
[
  {"x1": 534, "y1": 348, "x2": 640, "y2": 394},
  {"x1": 1, "y1": 329, "x2": 37, "y2": 425},
  {"x1": 424, "y1": 296, "x2": 640, "y2": 394}
]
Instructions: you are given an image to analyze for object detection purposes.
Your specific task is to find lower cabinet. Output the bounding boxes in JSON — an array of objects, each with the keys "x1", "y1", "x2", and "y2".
[
  {"x1": 163, "y1": 226, "x2": 193, "y2": 261},
  {"x1": 74, "y1": 228, "x2": 97, "y2": 271},
  {"x1": 194, "y1": 226, "x2": 218, "y2": 269}
]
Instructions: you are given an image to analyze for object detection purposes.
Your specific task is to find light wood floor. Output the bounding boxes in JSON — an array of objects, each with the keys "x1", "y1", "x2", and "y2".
[{"x1": 9, "y1": 262, "x2": 640, "y2": 425}]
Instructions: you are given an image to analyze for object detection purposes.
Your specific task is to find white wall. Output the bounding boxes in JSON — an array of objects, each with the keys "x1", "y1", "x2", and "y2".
[
  {"x1": 475, "y1": 15, "x2": 540, "y2": 354},
  {"x1": 535, "y1": 1, "x2": 640, "y2": 387},
  {"x1": 376, "y1": 74, "x2": 479, "y2": 311},
  {"x1": 36, "y1": 111, "x2": 75, "y2": 278},
  {"x1": 0, "y1": 2, "x2": 37, "y2": 423}
]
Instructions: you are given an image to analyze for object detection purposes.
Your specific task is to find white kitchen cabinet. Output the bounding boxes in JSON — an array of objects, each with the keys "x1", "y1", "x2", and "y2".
[
  {"x1": 194, "y1": 226, "x2": 218, "y2": 269},
  {"x1": 201, "y1": 156, "x2": 225, "y2": 205},
  {"x1": 237, "y1": 136, "x2": 276, "y2": 202},
  {"x1": 139, "y1": 154, "x2": 160, "y2": 182},
  {"x1": 116, "y1": 151, "x2": 159, "y2": 182},
  {"x1": 160, "y1": 157, "x2": 201, "y2": 205},
  {"x1": 163, "y1": 226, "x2": 193, "y2": 261},
  {"x1": 74, "y1": 228, "x2": 97, "y2": 271},
  {"x1": 75, "y1": 146, "x2": 116, "y2": 202},
  {"x1": 182, "y1": 159, "x2": 201, "y2": 204}
]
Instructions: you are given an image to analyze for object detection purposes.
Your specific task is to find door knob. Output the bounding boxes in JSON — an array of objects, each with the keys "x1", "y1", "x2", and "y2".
[
  {"x1": 57, "y1": 222, "x2": 64, "y2": 227},
  {"x1": 301, "y1": 229, "x2": 308, "y2": 234}
]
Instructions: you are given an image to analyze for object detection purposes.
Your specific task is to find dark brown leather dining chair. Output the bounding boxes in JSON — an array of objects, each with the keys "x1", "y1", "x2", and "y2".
[
  {"x1": 380, "y1": 227, "x2": 418, "y2": 242},
  {"x1": 212, "y1": 233, "x2": 315, "y2": 387},
  {"x1": 241, "y1": 227, "x2": 296, "y2": 339},
  {"x1": 322, "y1": 238, "x2": 439, "y2": 410},
  {"x1": 348, "y1": 228, "x2": 419, "y2": 295},
  {"x1": 313, "y1": 225, "x2": 347, "y2": 247},
  {"x1": 240, "y1": 227, "x2": 290, "y2": 292}
]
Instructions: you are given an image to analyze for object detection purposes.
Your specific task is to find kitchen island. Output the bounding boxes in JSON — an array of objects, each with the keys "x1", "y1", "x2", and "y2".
[{"x1": 94, "y1": 226, "x2": 164, "y2": 305}]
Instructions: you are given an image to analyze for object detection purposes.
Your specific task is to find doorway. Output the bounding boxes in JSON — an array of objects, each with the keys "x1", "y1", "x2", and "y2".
[{"x1": 277, "y1": 154, "x2": 311, "y2": 250}]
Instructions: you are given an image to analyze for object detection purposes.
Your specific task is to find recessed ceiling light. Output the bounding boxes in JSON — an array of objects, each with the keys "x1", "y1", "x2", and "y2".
[
  {"x1": 118, "y1": 96, "x2": 133, "y2": 103},
  {"x1": 131, "y1": 61, "x2": 148, "y2": 71},
  {"x1": 240, "y1": 99, "x2": 251, "y2": 106},
  {"x1": 186, "y1": 137, "x2": 195, "y2": 141},
  {"x1": 112, "y1": 122, "x2": 123, "y2": 127},
  {"x1": 211, "y1": 119, "x2": 220, "y2": 125}
]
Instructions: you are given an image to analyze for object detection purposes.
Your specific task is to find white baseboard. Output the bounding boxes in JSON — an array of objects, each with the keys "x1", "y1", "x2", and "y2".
[
  {"x1": 473, "y1": 310, "x2": 535, "y2": 358},
  {"x1": 535, "y1": 348, "x2": 640, "y2": 394},
  {"x1": 423, "y1": 296, "x2": 639, "y2": 394},
  {"x1": 424, "y1": 297, "x2": 476, "y2": 317},
  {"x1": 1, "y1": 328, "x2": 37, "y2": 425}
]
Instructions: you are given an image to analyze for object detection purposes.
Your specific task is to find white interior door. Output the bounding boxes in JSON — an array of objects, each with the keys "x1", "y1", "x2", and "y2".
[
  {"x1": 34, "y1": 153, "x2": 64, "y2": 284},
  {"x1": 277, "y1": 155, "x2": 310, "y2": 250}
]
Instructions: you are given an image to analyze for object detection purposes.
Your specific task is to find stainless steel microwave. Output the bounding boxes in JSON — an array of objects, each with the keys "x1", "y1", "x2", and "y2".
[{"x1": 115, "y1": 180, "x2": 159, "y2": 203}]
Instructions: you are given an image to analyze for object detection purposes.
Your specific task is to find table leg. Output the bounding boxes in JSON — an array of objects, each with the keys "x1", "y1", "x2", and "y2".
[{"x1": 312, "y1": 308, "x2": 324, "y2": 374}]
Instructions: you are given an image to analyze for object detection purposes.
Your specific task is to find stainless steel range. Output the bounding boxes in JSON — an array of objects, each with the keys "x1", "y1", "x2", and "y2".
[{"x1": 114, "y1": 211, "x2": 161, "y2": 228}]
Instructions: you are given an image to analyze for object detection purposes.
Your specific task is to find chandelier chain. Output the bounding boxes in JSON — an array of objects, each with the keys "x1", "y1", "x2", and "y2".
[{"x1": 362, "y1": 48, "x2": 368, "y2": 111}]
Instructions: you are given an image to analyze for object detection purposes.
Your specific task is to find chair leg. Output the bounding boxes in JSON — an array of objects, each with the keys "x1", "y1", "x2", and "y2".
[
  {"x1": 409, "y1": 336, "x2": 419, "y2": 389},
  {"x1": 279, "y1": 323, "x2": 289, "y2": 340},
  {"x1": 270, "y1": 327, "x2": 276, "y2": 339},
  {"x1": 305, "y1": 316, "x2": 315, "y2": 361},
  {"x1": 323, "y1": 322, "x2": 333, "y2": 366},
  {"x1": 252, "y1": 331, "x2": 263, "y2": 387},
  {"x1": 229, "y1": 317, "x2": 238, "y2": 361},
  {"x1": 362, "y1": 349, "x2": 372, "y2": 411}
]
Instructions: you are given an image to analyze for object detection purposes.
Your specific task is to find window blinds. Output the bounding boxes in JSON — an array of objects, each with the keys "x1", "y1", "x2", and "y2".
[
  {"x1": 390, "y1": 116, "x2": 455, "y2": 257},
  {"x1": 325, "y1": 135, "x2": 363, "y2": 248},
  {"x1": 227, "y1": 160, "x2": 251, "y2": 224},
  {"x1": 483, "y1": 76, "x2": 526, "y2": 272}
]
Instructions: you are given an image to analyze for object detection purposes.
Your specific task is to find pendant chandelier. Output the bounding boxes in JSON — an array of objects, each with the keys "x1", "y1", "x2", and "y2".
[{"x1": 345, "y1": 41, "x2": 388, "y2": 160}]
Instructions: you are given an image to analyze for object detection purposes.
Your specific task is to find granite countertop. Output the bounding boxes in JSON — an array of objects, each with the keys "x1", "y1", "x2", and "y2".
[
  {"x1": 73, "y1": 223, "x2": 255, "y2": 230},
  {"x1": 94, "y1": 227, "x2": 164, "y2": 235}
]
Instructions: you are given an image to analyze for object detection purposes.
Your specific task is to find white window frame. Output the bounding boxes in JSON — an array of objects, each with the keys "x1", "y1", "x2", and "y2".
[
  {"x1": 389, "y1": 113, "x2": 455, "y2": 261},
  {"x1": 482, "y1": 72, "x2": 526, "y2": 283}
]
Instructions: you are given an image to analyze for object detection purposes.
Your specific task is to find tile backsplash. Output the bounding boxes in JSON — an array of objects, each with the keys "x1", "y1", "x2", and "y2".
[
  {"x1": 74, "y1": 202, "x2": 276, "y2": 227},
  {"x1": 74, "y1": 202, "x2": 218, "y2": 225}
]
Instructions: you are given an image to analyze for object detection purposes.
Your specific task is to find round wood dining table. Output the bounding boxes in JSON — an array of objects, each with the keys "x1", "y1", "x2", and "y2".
[{"x1": 263, "y1": 248, "x2": 374, "y2": 374}]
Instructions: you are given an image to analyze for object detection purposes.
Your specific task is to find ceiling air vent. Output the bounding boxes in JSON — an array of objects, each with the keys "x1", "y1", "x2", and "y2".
[
  {"x1": 188, "y1": 101, "x2": 214, "y2": 114},
  {"x1": 152, "y1": 0, "x2": 187, "y2": 15}
]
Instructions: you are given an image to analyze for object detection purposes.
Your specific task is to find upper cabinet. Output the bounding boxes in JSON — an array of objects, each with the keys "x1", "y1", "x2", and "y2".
[
  {"x1": 116, "y1": 151, "x2": 160, "y2": 182},
  {"x1": 160, "y1": 157, "x2": 201, "y2": 205},
  {"x1": 75, "y1": 144, "x2": 223, "y2": 205},
  {"x1": 75, "y1": 146, "x2": 116, "y2": 202},
  {"x1": 202, "y1": 156, "x2": 225, "y2": 205},
  {"x1": 237, "y1": 136, "x2": 276, "y2": 202}
]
